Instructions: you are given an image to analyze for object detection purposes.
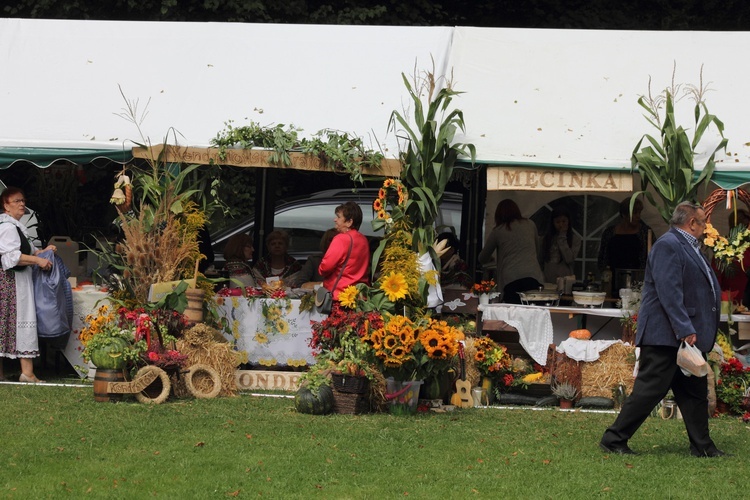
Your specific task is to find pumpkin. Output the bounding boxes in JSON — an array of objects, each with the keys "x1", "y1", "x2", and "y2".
[
  {"x1": 90, "y1": 337, "x2": 129, "y2": 369},
  {"x1": 569, "y1": 329, "x2": 592, "y2": 340},
  {"x1": 294, "y1": 384, "x2": 334, "y2": 415}
]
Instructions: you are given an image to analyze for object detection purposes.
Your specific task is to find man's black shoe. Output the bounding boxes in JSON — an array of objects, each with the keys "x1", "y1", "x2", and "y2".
[
  {"x1": 691, "y1": 448, "x2": 730, "y2": 458},
  {"x1": 599, "y1": 442, "x2": 638, "y2": 455}
]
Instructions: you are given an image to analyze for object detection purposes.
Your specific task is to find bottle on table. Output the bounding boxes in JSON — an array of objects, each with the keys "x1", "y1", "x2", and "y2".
[{"x1": 601, "y1": 266, "x2": 612, "y2": 297}]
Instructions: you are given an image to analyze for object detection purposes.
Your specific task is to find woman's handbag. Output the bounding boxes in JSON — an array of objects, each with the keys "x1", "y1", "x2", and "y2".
[
  {"x1": 315, "y1": 234, "x2": 353, "y2": 314},
  {"x1": 314, "y1": 286, "x2": 334, "y2": 314}
]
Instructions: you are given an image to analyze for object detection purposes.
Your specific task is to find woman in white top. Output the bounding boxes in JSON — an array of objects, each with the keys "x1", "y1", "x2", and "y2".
[
  {"x1": 0, "y1": 187, "x2": 55, "y2": 383},
  {"x1": 478, "y1": 199, "x2": 544, "y2": 304}
]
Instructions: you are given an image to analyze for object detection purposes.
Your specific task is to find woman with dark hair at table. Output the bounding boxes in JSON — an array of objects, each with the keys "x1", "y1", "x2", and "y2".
[
  {"x1": 0, "y1": 187, "x2": 55, "y2": 383},
  {"x1": 541, "y1": 207, "x2": 581, "y2": 283},
  {"x1": 223, "y1": 233, "x2": 259, "y2": 289},
  {"x1": 478, "y1": 199, "x2": 544, "y2": 304}
]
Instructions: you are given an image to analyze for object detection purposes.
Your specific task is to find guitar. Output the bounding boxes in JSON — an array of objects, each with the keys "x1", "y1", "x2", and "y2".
[{"x1": 450, "y1": 341, "x2": 473, "y2": 408}]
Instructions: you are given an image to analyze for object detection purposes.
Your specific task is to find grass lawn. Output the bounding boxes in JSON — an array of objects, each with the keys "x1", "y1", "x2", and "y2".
[{"x1": 1, "y1": 382, "x2": 747, "y2": 499}]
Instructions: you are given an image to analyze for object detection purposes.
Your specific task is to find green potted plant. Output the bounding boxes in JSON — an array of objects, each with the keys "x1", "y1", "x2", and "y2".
[
  {"x1": 552, "y1": 381, "x2": 579, "y2": 409},
  {"x1": 715, "y1": 357, "x2": 750, "y2": 414},
  {"x1": 294, "y1": 368, "x2": 335, "y2": 415}
]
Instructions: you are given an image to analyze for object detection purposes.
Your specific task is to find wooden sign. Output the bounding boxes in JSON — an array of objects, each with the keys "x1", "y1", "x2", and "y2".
[
  {"x1": 487, "y1": 166, "x2": 633, "y2": 192},
  {"x1": 132, "y1": 144, "x2": 402, "y2": 178}
]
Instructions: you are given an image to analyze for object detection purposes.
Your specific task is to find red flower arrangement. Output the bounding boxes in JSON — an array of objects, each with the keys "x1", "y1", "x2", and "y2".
[
  {"x1": 716, "y1": 357, "x2": 750, "y2": 414},
  {"x1": 123, "y1": 308, "x2": 189, "y2": 370},
  {"x1": 309, "y1": 304, "x2": 384, "y2": 354}
]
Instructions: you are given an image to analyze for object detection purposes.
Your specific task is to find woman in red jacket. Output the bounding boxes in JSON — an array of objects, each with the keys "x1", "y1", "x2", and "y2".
[{"x1": 318, "y1": 201, "x2": 370, "y2": 300}]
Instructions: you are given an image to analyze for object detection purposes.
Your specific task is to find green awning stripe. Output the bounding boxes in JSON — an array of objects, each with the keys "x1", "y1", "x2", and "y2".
[{"x1": 0, "y1": 147, "x2": 132, "y2": 169}]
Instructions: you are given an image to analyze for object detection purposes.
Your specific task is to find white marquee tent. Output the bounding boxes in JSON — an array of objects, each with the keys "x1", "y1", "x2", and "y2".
[{"x1": 2, "y1": 18, "x2": 750, "y2": 192}]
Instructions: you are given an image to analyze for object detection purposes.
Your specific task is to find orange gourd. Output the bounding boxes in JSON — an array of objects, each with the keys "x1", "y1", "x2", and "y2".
[{"x1": 569, "y1": 329, "x2": 591, "y2": 340}]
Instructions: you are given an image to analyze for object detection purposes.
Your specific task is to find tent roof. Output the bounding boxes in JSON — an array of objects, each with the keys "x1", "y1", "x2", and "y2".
[
  {"x1": 0, "y1": 18, "x2": 451, "y2": 169},
  {"x1": 1, "y1": 19, "x2": 749, "y2": 188},
  {"x1": 447, "y1": 27, "x2": 750, "y2": 189}
]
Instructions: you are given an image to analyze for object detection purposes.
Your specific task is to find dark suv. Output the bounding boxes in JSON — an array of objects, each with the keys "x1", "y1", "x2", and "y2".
[{"x1": 210, "y1": 188, "x2": 463, "y2": 269}]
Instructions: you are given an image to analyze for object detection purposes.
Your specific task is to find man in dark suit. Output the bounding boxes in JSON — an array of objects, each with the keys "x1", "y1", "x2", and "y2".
[{"x1": 600, "y1": 201, "x2": 727, "y2": 457}]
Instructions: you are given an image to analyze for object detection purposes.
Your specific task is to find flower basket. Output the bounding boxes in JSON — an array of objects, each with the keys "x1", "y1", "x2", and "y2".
[
  {"x1": 385, "y1": 378, "x2": 424, "y2": 414},
  {"x1": 332, "y1": 390, "x2": 371, "y2": 415},
  {"x1": 331, "y1": 374, "x2": 370, "y2": 394}
]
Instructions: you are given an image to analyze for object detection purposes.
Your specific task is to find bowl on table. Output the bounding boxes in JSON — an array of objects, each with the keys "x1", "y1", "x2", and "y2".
[
  {"x1": 572, "y1": 291, "x2": 606, "y2": 308},
  {"x1": 518, "y1": 289, "x2": 561, "y2": 307}
]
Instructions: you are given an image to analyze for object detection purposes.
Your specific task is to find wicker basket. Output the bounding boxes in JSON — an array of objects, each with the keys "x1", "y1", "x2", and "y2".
[
  {"x1": 331, "y1": 374, "x2": 370, "y2": 394},
  {"x1": 332, "y1": 390, "x2": 371, "y2": 414}
]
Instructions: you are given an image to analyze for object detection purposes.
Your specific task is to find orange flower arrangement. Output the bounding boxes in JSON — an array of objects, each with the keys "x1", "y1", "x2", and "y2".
[
  {"x1": 471, "y1": 280, "x2": 496, "y2": 295},
  {"x1": 361, "y1": 314, "x2": 464, "y2": 380}
]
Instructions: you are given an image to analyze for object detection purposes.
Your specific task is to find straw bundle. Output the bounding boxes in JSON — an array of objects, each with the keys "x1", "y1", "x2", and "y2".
[
  {"x1": 580, "y1": 343, "x2": 636, "y2": 398},
  {"x1": 552, "y1": 350, "x2": 582, "y2": 395},
  {"x1": 175, "y1": 323, "x2": 242, "y2": 397},
  {"x1": 462, "y1": 337, "x2": 482, "y2": 387}
]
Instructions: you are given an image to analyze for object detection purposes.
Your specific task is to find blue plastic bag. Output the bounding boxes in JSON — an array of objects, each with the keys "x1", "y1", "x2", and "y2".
[{"x1": 32, "y1": 249, "x2": 73, "y2": 338}]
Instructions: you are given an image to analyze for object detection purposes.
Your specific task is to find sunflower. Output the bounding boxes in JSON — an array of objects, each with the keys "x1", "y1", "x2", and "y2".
[
  {"x1": 338, "y1": 286, "x2": 359, "y2": 309},
  {"x1": 391, "y1": 346, "x2": 407, "y2": 359},
  {"x1": 254, "y1": 332, "x2": 269, "y2": 344},
  {"x1": 373, "y1": 199, "x2": 383, "y2": 211},
  {"x1": 275, "y1": 319, "x2": 289, "y2": 335},
  {"x1": 378, "y1": 210, "x2": 387, "y2": 219},
  {"x1": 475, "y1": 350, "x2": 486, "y2": 362},
  {"x1": 384, "y1": 357, "x2": 403, "y2": 368},
  {"x1": 420, "y1": 330, "x2": 441, "y2": 350},
  {"x1": 378, "y1": 188, "x2": 387, "y2": 200},
  {"x1": 369, "y1": 330, "x2": 383, "y2": 349},
  {"x1": 383, "y1": 178, "x2": 394, "y2": 188},
  {"x1": 383, "y1": 334, "x2": 398, "y2": 350},
  {"x1": 429, "y1": 343, "x2": 448, "y2": 359},
  {"x1": 380, "y1": 272, "x2": 409, "y2": 302}
]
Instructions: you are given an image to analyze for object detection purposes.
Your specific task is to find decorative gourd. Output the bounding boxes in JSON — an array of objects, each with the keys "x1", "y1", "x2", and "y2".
[
  {"x1": 569, "y1": 329, "x2": 592, "y2": 340},
  {"x1": 294, "y1": 384, "x2": 334, "y2": 415},
  {"x1": 90, "y1": 337, "x2": 129, "y2": 369}
]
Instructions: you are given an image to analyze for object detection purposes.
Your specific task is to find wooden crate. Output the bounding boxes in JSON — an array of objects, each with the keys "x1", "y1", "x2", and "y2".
[{"x1": 509, "y1": 383, "x2": 552, "y2": 397}]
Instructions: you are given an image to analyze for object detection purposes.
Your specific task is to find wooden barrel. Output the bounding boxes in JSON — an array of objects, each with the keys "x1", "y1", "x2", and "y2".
[
  {"x1": 184, "y1": 288, "x2": 205, "y2": 325},
  {"x1": 93, "y1": 369, "x2": 126, "y2": 402}
]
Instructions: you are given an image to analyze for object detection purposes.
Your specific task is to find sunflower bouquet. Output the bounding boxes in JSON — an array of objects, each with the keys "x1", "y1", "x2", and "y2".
[
  {"x1": 360, "y1": 314, "x2": 463, "y2": 381},
  {"x1": 338, "y1": 229, "x2": 434, "y2": 315}
]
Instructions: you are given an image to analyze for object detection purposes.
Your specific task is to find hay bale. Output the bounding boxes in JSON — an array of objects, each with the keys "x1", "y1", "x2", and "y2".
[
  {"x1": 176, "y1": 323, "x2": 243, "y2": 397},
  {"x1": 580, "y1": 343, "x2": 636, "y2": 398}
]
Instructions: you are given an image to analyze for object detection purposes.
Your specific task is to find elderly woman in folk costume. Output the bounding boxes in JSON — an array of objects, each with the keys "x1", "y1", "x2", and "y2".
[{"x1": 0, "y1": 187, "x2": 56, "y2": 383}]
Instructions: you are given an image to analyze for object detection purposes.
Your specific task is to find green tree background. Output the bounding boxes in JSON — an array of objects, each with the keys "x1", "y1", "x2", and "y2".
[{"x1": 4, "y1": 0, "x2": 750, "y2": 30}]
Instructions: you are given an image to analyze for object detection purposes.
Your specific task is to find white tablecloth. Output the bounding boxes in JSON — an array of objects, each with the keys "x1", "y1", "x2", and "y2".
[
  {"x1": 215, "y1": 296, "x2": 325, "y2": 367},
  {"x1": 481, "y1": 304, "x2": 554, "y2": 365}
]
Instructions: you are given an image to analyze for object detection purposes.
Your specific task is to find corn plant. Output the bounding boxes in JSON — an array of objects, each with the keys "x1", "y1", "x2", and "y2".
[
  {"x1": 631, "y1": 67, "x2": 727, "y2": 222},
  {"x1": 384, "y1": 67, "x2": 475, "y2": 269}
]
